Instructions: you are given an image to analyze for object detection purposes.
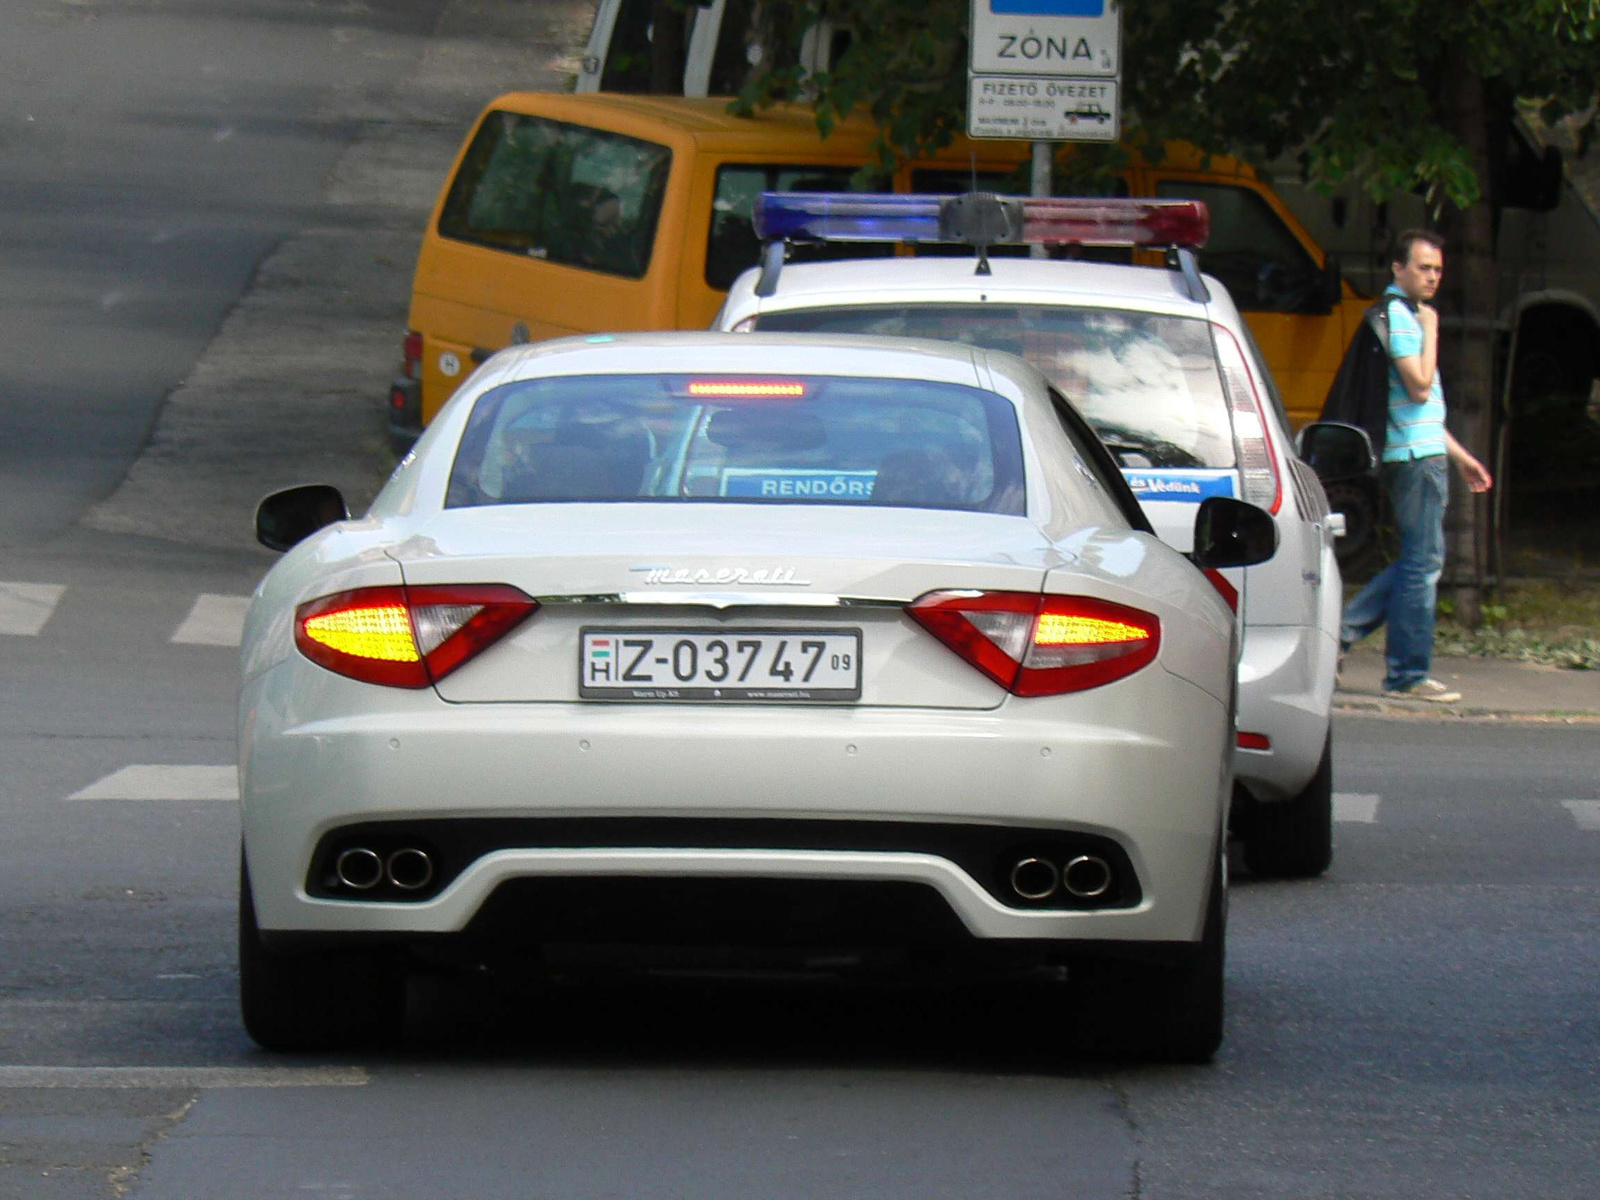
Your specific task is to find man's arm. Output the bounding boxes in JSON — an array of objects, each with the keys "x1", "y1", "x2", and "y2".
[
  {"x1": 1391, "y1": 302, "x2": 1439, "y2": 402},
  {"x1": 1445, "y1": 430, "x2": 1493, "y2": 493}
]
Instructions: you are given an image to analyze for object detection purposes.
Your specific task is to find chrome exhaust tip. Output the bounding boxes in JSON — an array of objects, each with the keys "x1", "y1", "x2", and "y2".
[
  {"x1": 334, "y1": 847, "x2": 384, "y2": 891},
  {"x1": 1062, "y1": 855, "x2": 1112, "y2": 899},
  {"x1": 1009, "y1": 856, "x2": 1059, "y2": 900},
  {"x1": 386, "y1": 847, "x2": 435, "y2": 892}
]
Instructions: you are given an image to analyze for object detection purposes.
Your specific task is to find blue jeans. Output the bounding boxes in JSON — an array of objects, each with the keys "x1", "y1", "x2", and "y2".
[{"x1": 1341, "y1": 455, "x2": 1449, "y2": 691}]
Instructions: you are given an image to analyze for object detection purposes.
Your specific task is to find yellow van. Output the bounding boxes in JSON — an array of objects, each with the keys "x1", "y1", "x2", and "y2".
[{"x1": 390, "y1": 93, "x2": 1369, "y2": 440}]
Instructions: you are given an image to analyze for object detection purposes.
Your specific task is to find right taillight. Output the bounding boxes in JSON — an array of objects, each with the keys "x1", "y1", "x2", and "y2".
[
  {"x1": 907, "y1": 591, "x2": 1160, "y2": 696},
  {"x1": 1211, "y1": 322, "x2": 1282, "y2": 514},
  {"x1": 401, "y1": 330, "x2": 422, "y2": 379}
]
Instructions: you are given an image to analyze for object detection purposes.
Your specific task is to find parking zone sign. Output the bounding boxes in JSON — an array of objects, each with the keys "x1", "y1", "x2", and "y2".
[{"x1": 969, "y1": 0, "x2": 1120, "y2": 77}]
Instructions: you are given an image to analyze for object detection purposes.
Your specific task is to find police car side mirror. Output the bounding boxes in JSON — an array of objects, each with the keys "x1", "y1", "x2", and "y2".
[
  {"x1": 1191, "y1": 497, "x2": 1277, "y2": 570},
  {"x1": 1296, "y1": 420, "x2": 1376, "y2": 483},
  {"x1": 256, "y1": 484, "x2": 349, "y2": 552}
]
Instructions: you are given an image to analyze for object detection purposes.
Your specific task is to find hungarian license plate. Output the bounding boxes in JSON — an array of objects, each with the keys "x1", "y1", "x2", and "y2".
[{"x1": 579, "y1": 628, "x2": 862, "y2": 701}]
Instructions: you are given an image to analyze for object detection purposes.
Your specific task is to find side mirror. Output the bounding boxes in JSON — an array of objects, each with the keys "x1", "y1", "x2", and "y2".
[
  {"x1": 1296, "y1": 420, "x2": 1376, "y2": 483},
  {"x1": 1192, "y1": 496, "x2": 1277, "y2": 570},
  {"x1": 256, "y1": 484, "x2": 348, "y2": 553}
]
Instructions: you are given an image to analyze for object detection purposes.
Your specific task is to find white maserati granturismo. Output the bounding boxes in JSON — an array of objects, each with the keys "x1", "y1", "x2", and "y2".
[{"x1": 238, "y1": 332, "x2": 1275, "y2": 1060}]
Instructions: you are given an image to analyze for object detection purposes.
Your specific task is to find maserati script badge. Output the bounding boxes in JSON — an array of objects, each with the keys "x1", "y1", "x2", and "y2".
[{"x1": 629, "y1": 565, "x2": 813, "y2": 586}]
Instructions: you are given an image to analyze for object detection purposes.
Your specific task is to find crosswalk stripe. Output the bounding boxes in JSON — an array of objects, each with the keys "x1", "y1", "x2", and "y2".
[
  {"x1": 0, "y1": 582, "x2": 66, "y2": 636},
  {"x1": 66, "y1": 765, "x2": 237, "y2": 802},
  {"x1": 1561, "y1": 800, "x2": 1600, "y2": 832},
  {"x1": 170, "y1": 593, "x2": 251, "y2": 646},
  {"x1": 0, "y1": 1066, "x2": 366, "y2": 1089},
  {"x1": 1333, "y1": 792, "x2": 1380, "y2": 823}
]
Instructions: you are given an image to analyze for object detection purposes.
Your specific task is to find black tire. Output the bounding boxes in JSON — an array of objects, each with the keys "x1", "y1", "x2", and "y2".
[
  {"x1": 239, "y1": 855, "x2": 406, "y2": 1052},
  {"x1": 1076, "y1": 849, "x2": 1226, "y2": 1064},
  {"x1": 1241, "y1": 731, "x2": 1334, "y2": 879}
]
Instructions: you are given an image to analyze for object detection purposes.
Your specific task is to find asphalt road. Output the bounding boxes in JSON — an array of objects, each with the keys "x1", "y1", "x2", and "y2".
[
  {"x1": 0, "y1": 0, "x2": 446, "y2": 547},
  {"x1": 2, "y1": 1, "x2": 1599, "y2": 1196},
  {"x1": 3, "y1": 558, "x2": 1598, "y2": 1199}
]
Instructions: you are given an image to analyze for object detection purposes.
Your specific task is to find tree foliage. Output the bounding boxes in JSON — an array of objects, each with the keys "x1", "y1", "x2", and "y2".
[{"x1": 735, "y1": 0, "x2": 1598, "y2": 209}]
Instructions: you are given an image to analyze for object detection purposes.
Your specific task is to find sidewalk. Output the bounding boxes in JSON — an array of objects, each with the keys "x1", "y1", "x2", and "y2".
[{"x1": 1335, "y1": 643, "x2": 1600, "y2": 720}]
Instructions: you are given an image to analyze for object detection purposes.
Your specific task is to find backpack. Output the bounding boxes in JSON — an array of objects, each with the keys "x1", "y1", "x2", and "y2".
[{"x1": 1318, "y1": 298, "x2": 1398, "y2": 460}]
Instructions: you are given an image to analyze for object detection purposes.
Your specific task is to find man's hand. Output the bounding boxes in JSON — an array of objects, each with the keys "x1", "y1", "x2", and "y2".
[
  {"x1": 1416, "y1": 303, "x2": 1439, "y2": 335},
  {"x1": 1445, "y1": 432, "x2": 1493, "y2": 493}
]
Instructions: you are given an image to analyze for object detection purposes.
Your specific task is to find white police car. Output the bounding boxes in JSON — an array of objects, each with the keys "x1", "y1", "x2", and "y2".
[{"x1": 716, "y1": 193, "x2": 1370, "y2": 877}]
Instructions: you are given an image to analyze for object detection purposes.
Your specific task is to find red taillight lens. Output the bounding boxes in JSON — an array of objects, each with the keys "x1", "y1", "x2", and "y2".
[
  {"x1": 1202, "y1": 568, "x2": 1239, "y2": 612},
  {"x1": 402, "y1": 330, "x2": 422, "y2": 378},
  {"x1": 295, "y1": 584, "x2": 537, "y2": 688},
  {"x1": 907, "y1": 591, "x2": 1160, "y2": 696},
  {"x1": 1211, "y1": 322, "x2": 1282, "y2": 514},
  {"x1": 1237, "y1": 731, "x2": 1272, "y2": 750}
]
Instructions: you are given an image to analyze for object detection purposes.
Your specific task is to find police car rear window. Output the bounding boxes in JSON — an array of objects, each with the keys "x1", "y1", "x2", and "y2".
[
  {"x1": 755, "y1": 305, "x2": 1236, "y2": 470},
  {"x1": 445, "y1": 373, "x2": 1025, "y2": 514},
  {"x1": 438, "y1": 113, "x2": 671, "y2": 279}
]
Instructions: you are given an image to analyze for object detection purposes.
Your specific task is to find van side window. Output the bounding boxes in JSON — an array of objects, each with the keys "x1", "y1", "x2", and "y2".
[
  {"x1": 1154, "y1": 181, "x2": 1321, "y2": 314},
  {"x1": 439, "y1": 113, "x2": 672, "y2": 280},
  {"x1": 706, "y1": 164, "x2": 892, "y2": 291}
]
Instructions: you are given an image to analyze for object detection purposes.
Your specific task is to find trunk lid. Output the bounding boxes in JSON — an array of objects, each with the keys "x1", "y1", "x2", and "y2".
[{"x1": 393, "y1": 504, "x2": 1067, "y2": 708}]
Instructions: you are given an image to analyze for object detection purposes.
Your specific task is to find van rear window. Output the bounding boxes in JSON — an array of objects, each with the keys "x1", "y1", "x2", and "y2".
[
  {"x1": 755, "y1": 305, "x2": 1236, "y2": 470},
  {"x1": 439, "y1": 113, "x2": 671, "y2": 279},
  {"x1": 445, "y1": 374, "x2": 1025, "y2": 514}
]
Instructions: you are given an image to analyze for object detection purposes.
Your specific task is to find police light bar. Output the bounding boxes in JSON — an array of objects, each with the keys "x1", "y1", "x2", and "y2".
[{"x1": 753, "y1": 192, "x2": 1209, "y2": 249}]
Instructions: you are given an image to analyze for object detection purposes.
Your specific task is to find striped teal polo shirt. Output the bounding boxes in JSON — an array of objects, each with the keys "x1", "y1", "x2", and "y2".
[{"x1": 1383, "y1": 284, "x2": 1447, "y2": 462}]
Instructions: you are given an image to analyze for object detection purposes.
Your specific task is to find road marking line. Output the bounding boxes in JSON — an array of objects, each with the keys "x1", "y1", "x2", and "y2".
[
  {"x1": 0, "y1": 582, "x2": 66, "y2": 637},
  {"x1": 171, "y1": 593, "x2": 251, "y2": 646},
  {"x1": 67, "y1": 765, "x2": 237, "y2": 802},
  {"x1": 0, "y1": 1066, "x2": 366, "y2": 1089},
  {"x1": 1561, "y1": 800, "x2": 1600, "y2": 832},
  {"x1": 1333, "y1": 792, "x2": 1380, "y2": 823}
]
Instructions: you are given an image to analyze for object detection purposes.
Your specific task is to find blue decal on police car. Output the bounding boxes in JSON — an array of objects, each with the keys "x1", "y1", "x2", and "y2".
[
  {"x1": 1121, "y1": 470, "x2": 1236, "y2": 502},
  {"x1": 722, "y1": 469, "x2": 878, "y2": 500}
]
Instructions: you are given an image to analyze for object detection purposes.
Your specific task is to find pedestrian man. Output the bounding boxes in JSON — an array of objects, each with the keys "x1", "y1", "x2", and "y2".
[{"x1": 1340, "y1": 229, "x2": 1493, "y2": 703}]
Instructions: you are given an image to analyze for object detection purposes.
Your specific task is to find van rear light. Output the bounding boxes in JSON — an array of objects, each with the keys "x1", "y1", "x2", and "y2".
[
  {"x1": 907, "y1": 591, "x2": 1160, "y2": 696},
  {"x1": 401, "y1": 330, "x2": 422, "y2": 379},
  {"x1": 295, "y1": 584, "x2": 537, "y2": 688},
  {"x1": 1211, "y1": 323, "x2": 1282, "y2": 514}
]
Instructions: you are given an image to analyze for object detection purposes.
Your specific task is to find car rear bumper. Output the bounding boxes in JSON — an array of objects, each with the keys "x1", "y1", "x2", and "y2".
[
  {"x1": 1233, "y1": 623, "x2": 1336, "y2": 802},
  {"x1": 241, "y1": 662, "x2": 1230, "y2": 947}
]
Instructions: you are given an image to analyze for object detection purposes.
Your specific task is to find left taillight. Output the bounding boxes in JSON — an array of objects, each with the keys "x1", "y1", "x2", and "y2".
[
  {"x1": 294, "y1": 584, "x2": 537, "y2": 688},
  {"x1": 907, "y1": 591, "x2": 1160, "y2": 696},
  {"x1": 401, "y1": 330, "x2": 422, "y2": 379}
]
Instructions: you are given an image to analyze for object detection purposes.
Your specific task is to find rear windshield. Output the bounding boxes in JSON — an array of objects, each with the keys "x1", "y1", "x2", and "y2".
[
  {"x1": 438, "y1": 113, "x2": 671, "y2": 279},
  {"x1": 755, "y1": 305, "x2": 1235, "y2": 470},
  {"x1": 446, "y1": 373, "x2": 1025, "y2": 514}
]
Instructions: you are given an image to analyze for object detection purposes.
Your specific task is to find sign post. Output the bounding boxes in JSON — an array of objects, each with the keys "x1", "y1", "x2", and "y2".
[{"x1": 967, "y1": 0, "x2": 1124, "y2": 209}]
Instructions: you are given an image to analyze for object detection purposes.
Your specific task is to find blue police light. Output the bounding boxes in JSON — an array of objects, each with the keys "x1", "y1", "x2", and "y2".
[
  {"x1": 754, "y1": 192, "x2": 1208, "y2": 249},
  {"x1": 754, "y1": 193, "x2": 943, "y2": 243}
]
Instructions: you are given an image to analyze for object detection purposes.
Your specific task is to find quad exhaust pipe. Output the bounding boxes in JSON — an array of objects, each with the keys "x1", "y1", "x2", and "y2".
[
  {"x1": 334, "y1": 847, "x2": 384, "y2": 891},
  {"x1": 1008, "y1": 854, "x2": 1113, "y2": 902},
  {"x1": 333, "y1": 846, "x2": 434, "y2": 892},
  {"x1": 386, "y1": 847, "x2": 435, "y2": 891}
]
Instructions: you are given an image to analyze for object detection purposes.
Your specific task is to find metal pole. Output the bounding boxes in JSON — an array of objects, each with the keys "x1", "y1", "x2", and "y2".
[{"x1": 1030, "y1": 140, "x2": 1051, "y2": 258}]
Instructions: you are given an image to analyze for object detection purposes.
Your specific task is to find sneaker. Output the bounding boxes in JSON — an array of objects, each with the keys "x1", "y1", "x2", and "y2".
[{"x1": 1382, "y1": 678, "x2": 1461, "y2": 703}]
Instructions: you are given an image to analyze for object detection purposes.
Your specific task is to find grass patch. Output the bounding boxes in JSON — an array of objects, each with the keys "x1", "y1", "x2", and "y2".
[{"x1": 1435, "y1": 578, "x2": 1600, "y2": 669}]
